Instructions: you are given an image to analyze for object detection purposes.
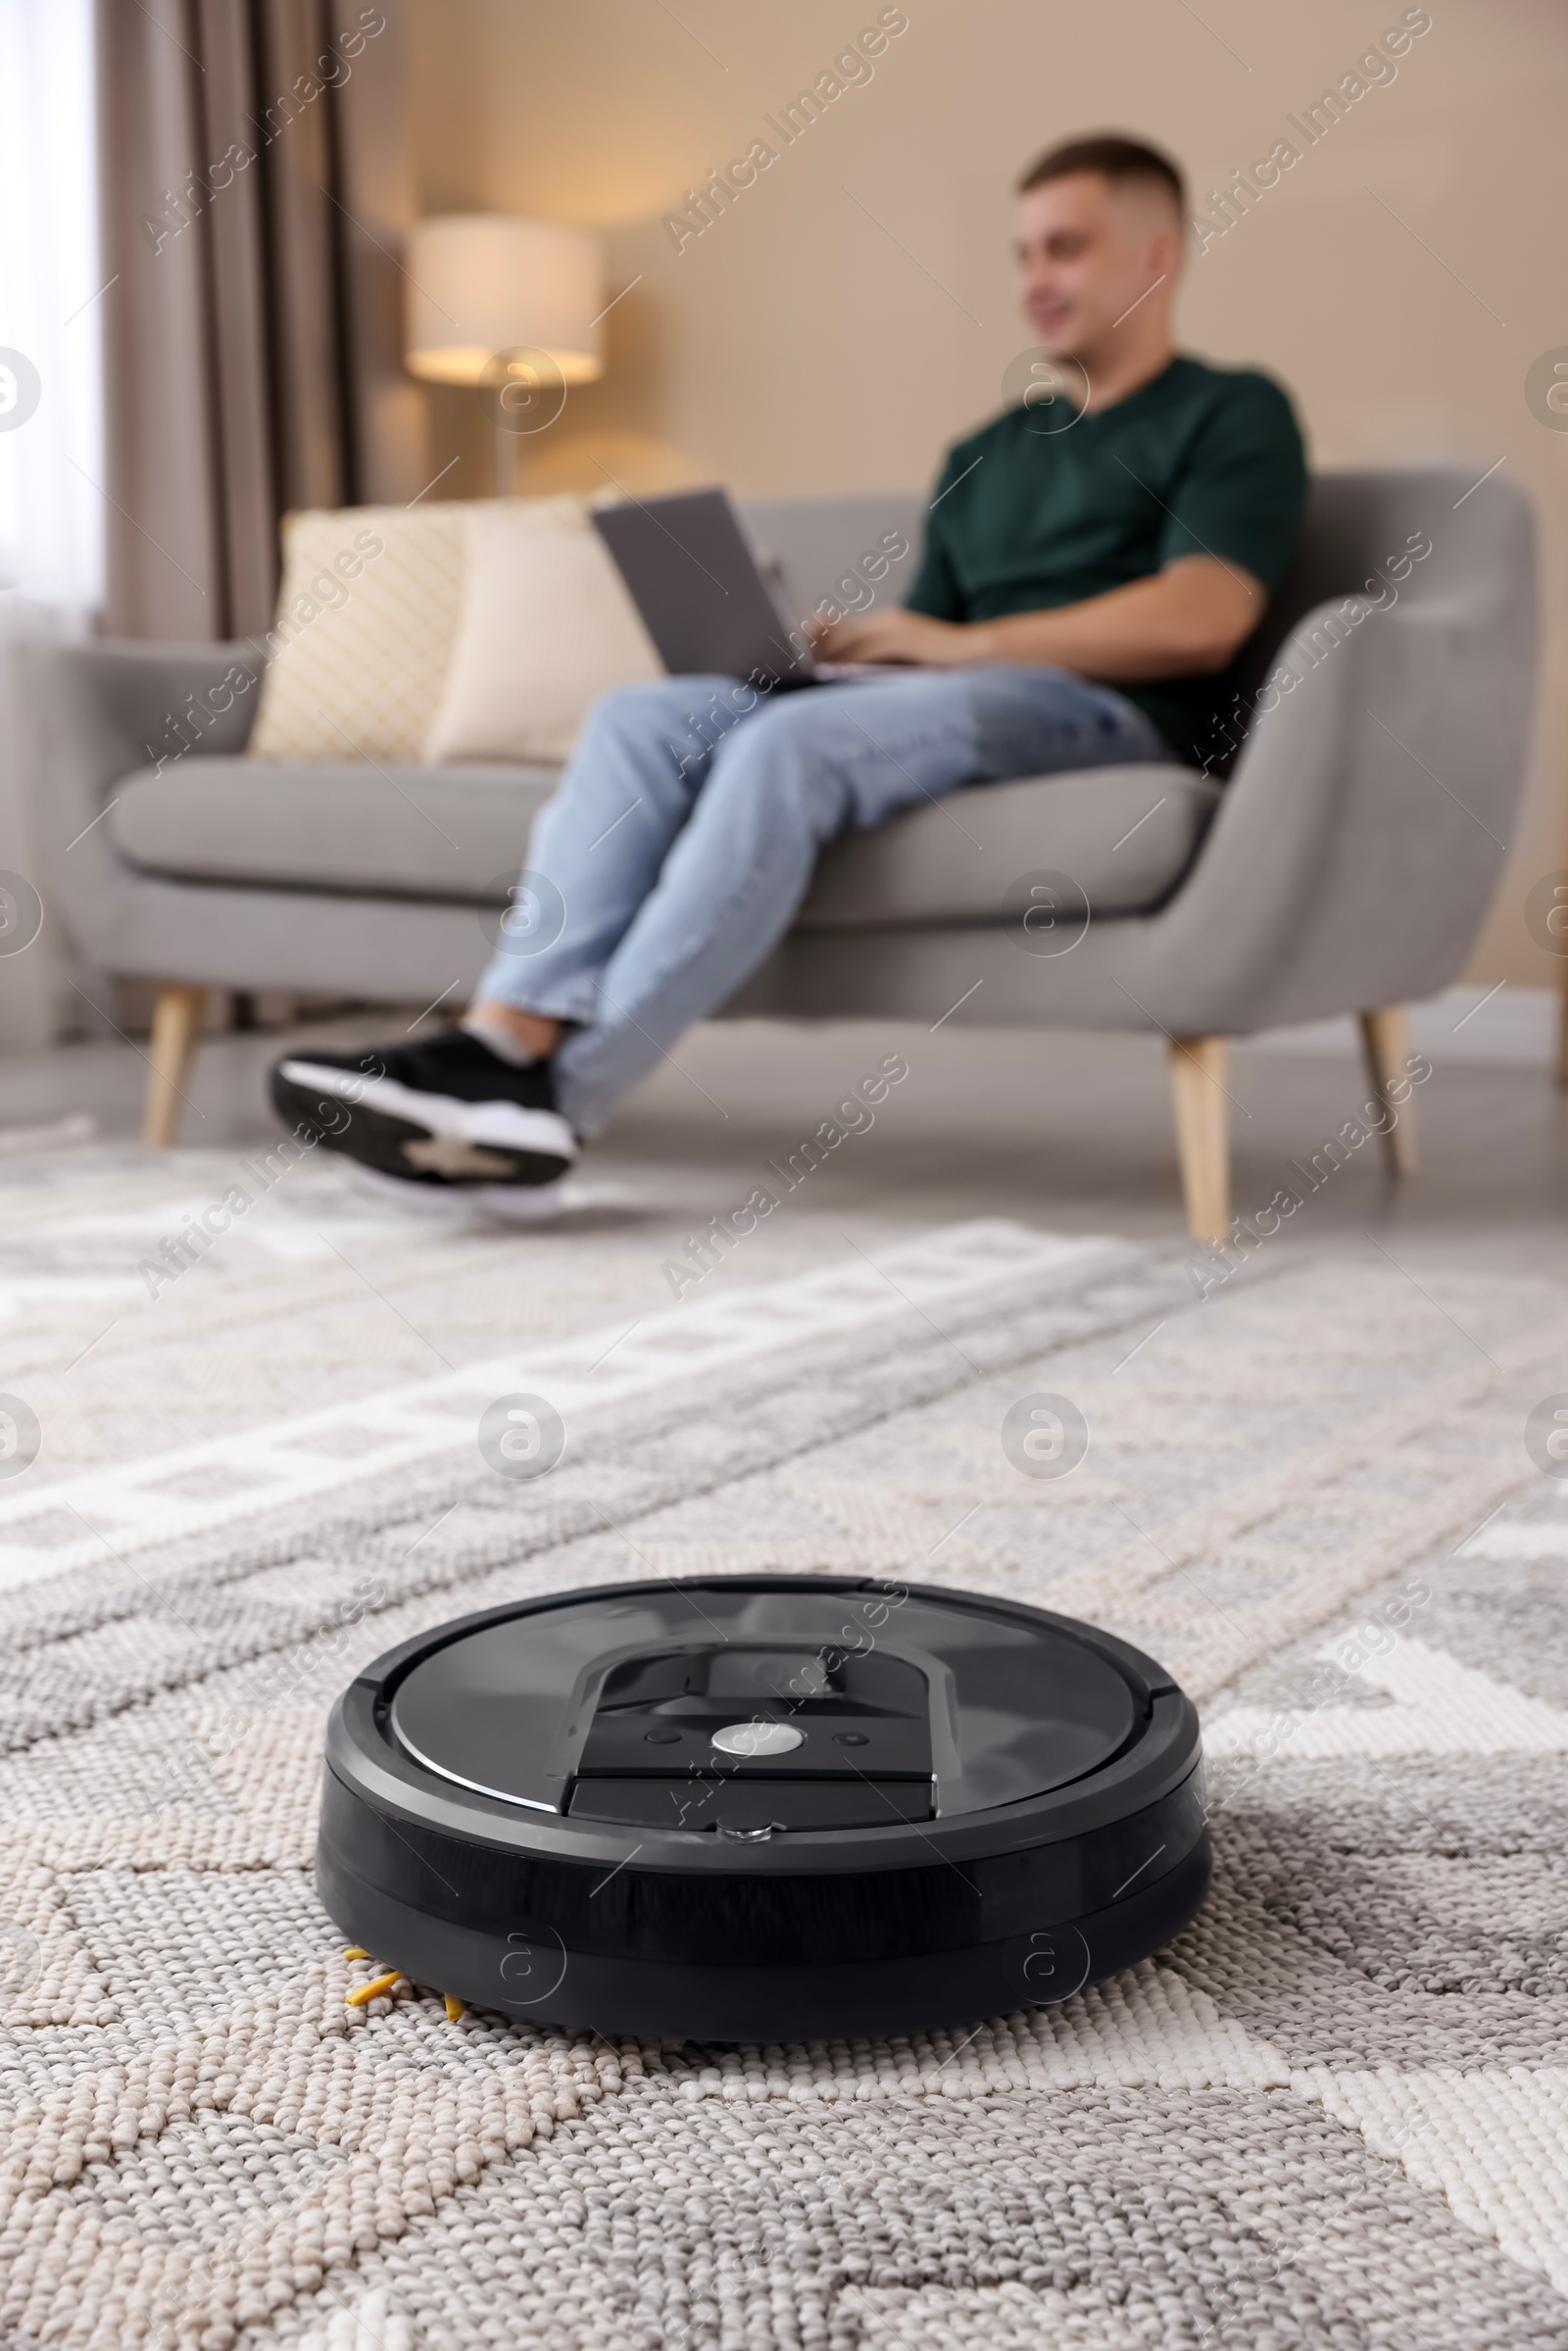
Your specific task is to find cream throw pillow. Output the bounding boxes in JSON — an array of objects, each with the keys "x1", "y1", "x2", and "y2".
[
  {"x1": 246, "y1": 502, "x2": 470, "y2": 763},
  {"x1": 420, "y1": 500, "x2": 662, "y2": 766}
]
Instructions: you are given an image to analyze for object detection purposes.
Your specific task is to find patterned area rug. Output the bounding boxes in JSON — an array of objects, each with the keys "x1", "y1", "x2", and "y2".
[{"x1": 0, "y1": 1144, "x2": 1565, "y2": 2349}]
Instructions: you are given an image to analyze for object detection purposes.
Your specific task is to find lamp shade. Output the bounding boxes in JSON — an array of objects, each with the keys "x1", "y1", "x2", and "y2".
[{"x1": 404, "y1": 215, "x2": 605, "y2": 387}]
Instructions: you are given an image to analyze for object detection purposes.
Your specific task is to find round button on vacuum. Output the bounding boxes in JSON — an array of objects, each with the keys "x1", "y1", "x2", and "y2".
[{"x1": 710, "y1": 1721, "x2": 804, "y2": 1758}]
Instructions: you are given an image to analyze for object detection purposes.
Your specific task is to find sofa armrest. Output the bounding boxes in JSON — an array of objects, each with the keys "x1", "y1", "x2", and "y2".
[
  {"x1": 28, "y1": 639, "x2": 263, "y2": 960},
  {"x1": 1136, "y1": 581, "x2": 1537, "y2": 1031}
]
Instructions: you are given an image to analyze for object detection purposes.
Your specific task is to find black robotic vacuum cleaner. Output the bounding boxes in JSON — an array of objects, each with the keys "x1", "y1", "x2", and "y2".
[{"x1": 318, "y1": 1575, "x2": 1208, "y2": 2041}]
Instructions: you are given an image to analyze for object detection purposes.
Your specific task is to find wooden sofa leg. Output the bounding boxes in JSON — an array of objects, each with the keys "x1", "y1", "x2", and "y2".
[
  {"x1": 1169, "y1": 1035, "x2": 1230, "y2": 1244},
  {"x1": 142, "y1": 984, "x2": 208, "y2": 1147},
  {"x1": 1359, "y1": 1005, "x2": 1419, "y2": 1177}
]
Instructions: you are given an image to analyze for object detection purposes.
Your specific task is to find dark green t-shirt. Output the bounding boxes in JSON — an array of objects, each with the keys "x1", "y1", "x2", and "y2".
[{"x1": 906, "y1": 354, "x2": 1307, "y2": 767}]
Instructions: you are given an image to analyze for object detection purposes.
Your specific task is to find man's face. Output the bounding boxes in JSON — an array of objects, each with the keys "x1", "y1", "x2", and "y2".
[{"x1": 1013, "y1": 171, "x2": 1179, "y2": 361}]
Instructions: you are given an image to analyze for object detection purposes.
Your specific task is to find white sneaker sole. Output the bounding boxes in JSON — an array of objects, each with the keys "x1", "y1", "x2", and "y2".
[
  {"x1": 341, "y1": 1161, "x2": 578, "y2": 1222},
  {"x1": 279, "y1": 1058, "x2": 577, "y2": 1164}
]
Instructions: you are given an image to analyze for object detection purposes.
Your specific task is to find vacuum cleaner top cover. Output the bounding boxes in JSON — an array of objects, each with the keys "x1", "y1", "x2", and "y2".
[{"x1": 333, "y1": 1576, "x2": 1195, "y2": 1845}]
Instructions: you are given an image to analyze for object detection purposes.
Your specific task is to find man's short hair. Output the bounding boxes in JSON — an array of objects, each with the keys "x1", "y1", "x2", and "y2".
[{"x1": 1016, "y1": 134, "x2": 1186, "y2": 220}]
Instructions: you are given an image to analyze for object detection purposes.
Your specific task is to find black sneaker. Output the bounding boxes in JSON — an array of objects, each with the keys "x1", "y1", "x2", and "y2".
[{"x1": 270, "y1": 1029, "x2": 577, "y2": 1189}]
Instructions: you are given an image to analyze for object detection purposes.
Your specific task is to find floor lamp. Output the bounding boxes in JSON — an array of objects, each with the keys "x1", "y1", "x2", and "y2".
[{"x1": 403, "y1": 214, "x2": 605, "y2": 494}]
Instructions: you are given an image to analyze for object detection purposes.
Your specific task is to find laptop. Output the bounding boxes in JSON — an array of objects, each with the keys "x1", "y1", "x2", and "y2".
[{"x1": 592, "y1": 487, "x2": 883, "y2": 692}]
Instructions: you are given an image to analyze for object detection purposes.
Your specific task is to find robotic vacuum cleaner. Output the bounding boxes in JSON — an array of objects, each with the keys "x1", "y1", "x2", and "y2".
[{"x1": 319, "y1": 1575, "x2": 1207, "y2": 2041}]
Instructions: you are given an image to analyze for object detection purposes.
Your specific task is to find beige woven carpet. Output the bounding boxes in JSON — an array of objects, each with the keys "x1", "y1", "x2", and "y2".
[{"x1": 1, "y1": 1142, "x2": 1566, "y2": 2349}]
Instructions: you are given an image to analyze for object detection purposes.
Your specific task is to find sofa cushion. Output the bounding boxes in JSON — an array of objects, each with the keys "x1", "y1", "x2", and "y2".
[
  {"x1": 799, "y1": 762, "x2": 1217, "y2": 927},
  {"x1": 244, "y1": 502, "x2": 471, "y2": 765},
  {"x1": 244, "y1": 492, "x2": 617, "y2": 769},
  {"x1": 110, "y1": 759, "x2": 560, "y2": 902},
  {"x1": 421, "y1": 502, "x2": 661, "y2": 765},
  {"x1": 110, "y1": 754, "x2": 1216, "y2": 921}
]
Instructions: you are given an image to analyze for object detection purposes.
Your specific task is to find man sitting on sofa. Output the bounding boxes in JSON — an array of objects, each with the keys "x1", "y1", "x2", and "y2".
[{"x1": 271, "y1": 132, "x2": 1306, "y2": 1201}]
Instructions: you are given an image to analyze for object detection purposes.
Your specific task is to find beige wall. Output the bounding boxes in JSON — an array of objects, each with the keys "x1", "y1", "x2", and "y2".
[{"x1": 408, "y1": 0, "x2": 1568, "y2": 989}]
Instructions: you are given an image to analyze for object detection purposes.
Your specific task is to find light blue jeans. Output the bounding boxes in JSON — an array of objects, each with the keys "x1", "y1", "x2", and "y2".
[{"x1": 475, "y1": 664, "x2": 1165, "y2": 1135}]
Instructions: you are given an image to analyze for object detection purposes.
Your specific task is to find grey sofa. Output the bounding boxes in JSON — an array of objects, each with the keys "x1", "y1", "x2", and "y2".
[{"x1": 32, "y1": 468, "x2": 1536, "y2": 1239}]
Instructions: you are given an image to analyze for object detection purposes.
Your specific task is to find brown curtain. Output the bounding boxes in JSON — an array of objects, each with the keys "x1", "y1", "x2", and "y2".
[{"x1": 96, "y1": 0, "x2": 424, "y2": 640}]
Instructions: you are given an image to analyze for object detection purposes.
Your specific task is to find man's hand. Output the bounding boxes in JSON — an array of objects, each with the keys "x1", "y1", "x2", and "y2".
[{"x1": 804, "y1": 607, "x2": 976, "y2": 666}]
